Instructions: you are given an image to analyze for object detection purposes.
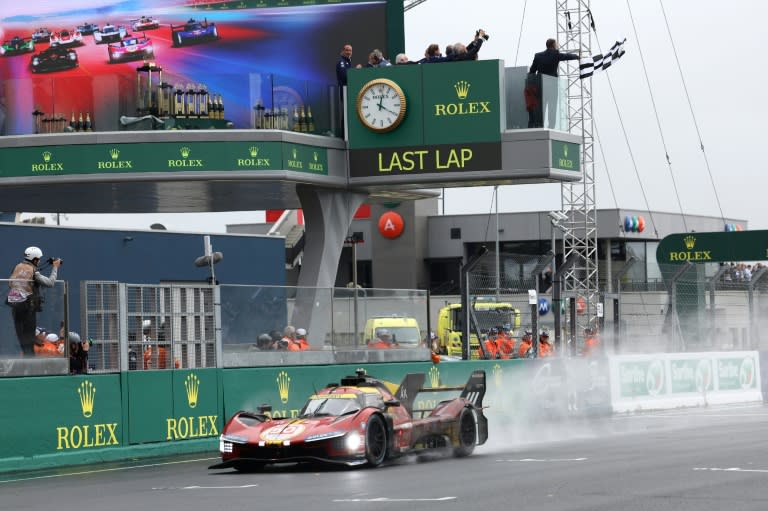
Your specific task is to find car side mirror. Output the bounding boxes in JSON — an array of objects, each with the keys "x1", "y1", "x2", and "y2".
[{"x1": 384, "y1": 399, "x2": 401, "y2": 407}]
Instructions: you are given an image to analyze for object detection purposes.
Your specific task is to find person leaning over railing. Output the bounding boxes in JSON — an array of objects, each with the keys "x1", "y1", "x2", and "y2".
[{"x1": 5, "y1": 246, "x2": 61, "y2": 356}]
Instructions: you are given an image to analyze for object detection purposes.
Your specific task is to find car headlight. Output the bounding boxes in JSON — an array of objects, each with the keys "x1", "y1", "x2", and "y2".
[
  {"x1": 345, "y1": 432, "x2": 361, "y2": 451},
  {"x1": 305, "y1": 431, "x2": 346, "y2": 443}
]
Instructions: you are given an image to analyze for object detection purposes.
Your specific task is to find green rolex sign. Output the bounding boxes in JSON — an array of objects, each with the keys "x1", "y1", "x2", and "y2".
[
  {"x1": 551, "y1": 141, "x2": 580, "y2": 171},
  {"x1": 0, "y1": 141, "x2": 327, "y2": 178}
]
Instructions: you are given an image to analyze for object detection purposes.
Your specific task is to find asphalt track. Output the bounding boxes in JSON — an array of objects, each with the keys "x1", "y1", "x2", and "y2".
[{"x1": 2, "y1": 404, "x2": 768, "y2": 511}]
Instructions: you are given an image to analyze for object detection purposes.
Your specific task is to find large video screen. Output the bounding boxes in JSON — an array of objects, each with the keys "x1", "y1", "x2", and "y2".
[{"x1": 0, "y1": 0, "x2": 388, "y2": 133}]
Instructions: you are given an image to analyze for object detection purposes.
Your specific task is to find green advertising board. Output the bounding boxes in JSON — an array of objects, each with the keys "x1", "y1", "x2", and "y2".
[
  {"x1": 657, "y1": 230, "x2": 768, "y2": 266},
  {"x1": 346, "y1": 60, "x2": 504, "y2": 180},
  {"x1": 0, "y1": 141, "x2": 327, "y2": 178},
  {"x1": 0, "y1": 375, "x2": 123, "y2": 459},
  {"x1": 618, "y1": 359, "x2": 666, "y2": 398},
  {"x1": 670, "y1": 358, "x2": 714, "y2": 393},
  {"x1": 127, "y1": 369, "x2": 221, "y2": 444},
  {"x1": 551, "y1": 141, "x2": 580, "y2": 172},
  {"x1": 717, "y1": 356, "x2": 757, "y2": 391}
]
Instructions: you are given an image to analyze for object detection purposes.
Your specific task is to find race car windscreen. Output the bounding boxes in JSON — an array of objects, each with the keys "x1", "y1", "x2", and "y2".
[{"x1": 300, "y1": 395, "x2": 362, "y2": 417}]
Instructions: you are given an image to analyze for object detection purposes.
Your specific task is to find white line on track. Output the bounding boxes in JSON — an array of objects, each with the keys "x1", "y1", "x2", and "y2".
[
  {"x1": 334, "y1": 497, "x2": 457, "y2": 502},
  {"x1": 153, "y1": 484, "x2": 259, "y2": 490},
  {"x1": 693, "y1": 467, "x2": 768, "y2": 474},
  {"x1": 0, "y1": 456, "x2": 219, "y2": 485},
  {"x1": 496, "y1": 458, "x2": 588, "y2": 462}
]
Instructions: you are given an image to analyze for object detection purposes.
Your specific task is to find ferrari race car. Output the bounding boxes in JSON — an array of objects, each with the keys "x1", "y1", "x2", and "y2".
[
  {"x1": 31, "y1": 28, "x2": 52, "y2": 43},
  {"x1": 93, "y1": 24, "x2": 127, "y2": 44},
  {"x1": 108, "y1": 35, "x2": 154, "y2": 63},
  {"x1": 210, "y1": 369, "x2": 488, "y2": 471},
  {"x1": 132, "y1": 16, "x2": 160, "y2": 31},
  {"x1": 1, "y1": 36, "x2": 34, "y2": 56},
  {"x1": 76, "y1": 23, "x2": 99, "y2": 35},
  {"x1": 30, "y1": 46, "x2": 78, "y2": 73},
  {"x1": 50, "y1": 29, "x2": 83, "y2": 47},
  {"x1": 170, "y1": 18, "x2": 219, "y2": 47}
]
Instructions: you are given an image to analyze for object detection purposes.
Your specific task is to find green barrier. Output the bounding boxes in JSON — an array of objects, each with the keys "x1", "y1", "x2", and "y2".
[
  {"x1": 0, "y1": 374, "x2": 123, "y2": 472},
  {"x1": 127, "y1": 369, "x2": 222, "y2": 444}
]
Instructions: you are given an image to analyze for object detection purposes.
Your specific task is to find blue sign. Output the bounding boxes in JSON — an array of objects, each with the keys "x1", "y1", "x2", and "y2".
[{"x1": 538, "y1": 298, "x2": 550, "y2": 315}]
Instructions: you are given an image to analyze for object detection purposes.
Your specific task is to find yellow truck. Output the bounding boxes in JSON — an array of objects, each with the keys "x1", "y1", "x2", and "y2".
[
  {"x1": 363, "y1": 316, "x2": 423, "y2": 348},
  {"x1": 436, "y1": 300, "x2": 521, "y2": 358}
]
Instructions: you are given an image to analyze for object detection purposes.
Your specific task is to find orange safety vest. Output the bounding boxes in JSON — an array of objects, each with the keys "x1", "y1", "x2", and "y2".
[
  {"x1": 369, "y1": 340, "x2": 393, "y2": 349},
  {"x1": 497, "y1": 334, "x2": 515, "y2": 358},
  {"x1": 479, "y1": 338, "x2": 498, "y2": 359},
  {"x1": 539, "y1": 340, "x2": 554, "y2": 357},
  {"x1": 582, "y1": 336, "x2": 600, "y2": 356},
  {"x1": 34, "y1": 340, "x2": 61, "y2": 357},
  {"x1": 143, "y1": 345, "x2": 168, "y2": 369},
  {"x1": 518, "y1": 338, "x2": 533, "y2": 358}
]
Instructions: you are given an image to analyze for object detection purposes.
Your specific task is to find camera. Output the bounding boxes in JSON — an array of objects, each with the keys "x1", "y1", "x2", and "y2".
[
  {"x1": 476, "y1": 29, "x2": 490, "y2": 41},
  {"x1": 46, "y1": 257, "x2": 63, "y2": 265}
]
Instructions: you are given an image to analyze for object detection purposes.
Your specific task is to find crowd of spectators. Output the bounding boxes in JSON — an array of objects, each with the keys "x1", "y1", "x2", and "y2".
[{"x1": 722, "y1": 262, "x2": 766, "y2": 284}]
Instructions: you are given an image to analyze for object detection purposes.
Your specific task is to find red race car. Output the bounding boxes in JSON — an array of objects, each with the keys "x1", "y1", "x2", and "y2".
[
  {"x1": 210, "y1": 369, "x2": 488, "y2": 471},
  {"x1": 107, "y1": 35, "x2": 154, "y2": 63}
]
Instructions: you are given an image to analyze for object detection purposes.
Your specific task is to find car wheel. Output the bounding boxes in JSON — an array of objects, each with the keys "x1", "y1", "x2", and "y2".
[
  {"x1": 365, "y1": 415, "x2": 387, "y2": 467},
  {"x1": 453, "y1": 408, "x2": 476, "y2": 457}
]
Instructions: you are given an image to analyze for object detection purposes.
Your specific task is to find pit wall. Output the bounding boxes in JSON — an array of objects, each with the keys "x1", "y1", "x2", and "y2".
[{"x1": 0, "y1": 352, "x2": 762, "y2": 474}]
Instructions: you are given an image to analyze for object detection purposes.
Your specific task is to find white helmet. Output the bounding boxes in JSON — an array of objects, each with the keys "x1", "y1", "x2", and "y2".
[
  {"x1": 24, "y1": 246, "x2": 43, "y2": 261},
  {"x1": 67, "y1": 332, "x2": 81, "y2": 344}
]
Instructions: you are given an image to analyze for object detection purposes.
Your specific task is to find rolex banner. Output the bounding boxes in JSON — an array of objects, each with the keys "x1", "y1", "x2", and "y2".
[{"x1": 347, "y1": 60, "x2": 504, "y2": 150}]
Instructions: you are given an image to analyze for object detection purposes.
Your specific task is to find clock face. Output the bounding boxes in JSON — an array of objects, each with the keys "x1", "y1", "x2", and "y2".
[{"x1": 356, "y1": 78, "x2": 406, "y2": 133}]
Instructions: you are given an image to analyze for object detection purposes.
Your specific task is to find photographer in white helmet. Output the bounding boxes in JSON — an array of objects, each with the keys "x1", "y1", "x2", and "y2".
[{"x1": 6, "y1": 246, "x2": 61, "y2": 356}]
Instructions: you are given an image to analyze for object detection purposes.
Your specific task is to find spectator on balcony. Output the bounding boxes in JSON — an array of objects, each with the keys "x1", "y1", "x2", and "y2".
[{"x1": 336, "y1": 43, "x2": 354, "y2": 88}]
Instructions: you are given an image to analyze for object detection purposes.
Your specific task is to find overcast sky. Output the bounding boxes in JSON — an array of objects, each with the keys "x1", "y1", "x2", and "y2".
[{"x1": 31, "y1": 0, "x2": 767, "y2": 232}]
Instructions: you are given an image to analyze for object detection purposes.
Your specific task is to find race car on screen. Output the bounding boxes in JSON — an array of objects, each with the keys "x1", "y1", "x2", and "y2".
[
  {"x1": 31, "y1": 28, "x2": 51, "y2": 43},
  {"x1": 132, "y1": 16, "x2": 160, "y2": 31},
  {"x1": 76, "y1": 23, "x2": 98, "y2": 35},
  {"x1": 30, "y1": 46, "x2": 78, "y2": 73},
  {"x1": 50, "y1": 29, "x2": 84, "y2": 47},
  {"x1": 210, "y1": 369, "x2": 488, "y2": 471},
  {"x1": 108, "y1": 35, "x2": 154, "y2": 63},
  {"x1": 170, "y1": 18, "x2": 219, "y2": 47},
  {"x1": 93, "y1": 24, "x2": 127, "y2": 44},
  {"x1": 1, "y1": 36, "x2": 34, "y2": 56}
]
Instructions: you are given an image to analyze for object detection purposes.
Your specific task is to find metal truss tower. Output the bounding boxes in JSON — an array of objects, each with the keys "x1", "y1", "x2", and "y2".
[{"x1": 556, "y1": 1, "x2": 598, "y2": 327}]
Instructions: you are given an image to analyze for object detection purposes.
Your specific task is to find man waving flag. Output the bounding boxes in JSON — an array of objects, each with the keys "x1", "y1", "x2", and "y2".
[{"x1": 579, "y1": 38, "x2": 626, "y2": 79}]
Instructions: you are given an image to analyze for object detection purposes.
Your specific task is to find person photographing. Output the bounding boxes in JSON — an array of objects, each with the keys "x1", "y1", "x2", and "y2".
[{"x1": 6, "y1": 246, "x2": 61, "y2": 356}]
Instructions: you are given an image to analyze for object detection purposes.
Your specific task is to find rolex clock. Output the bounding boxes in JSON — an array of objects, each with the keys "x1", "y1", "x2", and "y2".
[{"x1": 356, "y1": 78, "x2": 407, "y2": 133}]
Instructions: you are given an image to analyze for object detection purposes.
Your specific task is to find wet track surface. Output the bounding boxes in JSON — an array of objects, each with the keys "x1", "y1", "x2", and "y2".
[{"x1": 3, "y1": 404, "x2": 768, "y2": 511}]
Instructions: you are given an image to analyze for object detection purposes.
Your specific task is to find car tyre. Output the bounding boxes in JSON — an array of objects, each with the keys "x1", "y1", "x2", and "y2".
[
  {"x1": 365, "y1": 414, "x2": 387, "y2": 467},
  {"x1": 453, "y1": 408, "x2": 476, "y2": 457}
]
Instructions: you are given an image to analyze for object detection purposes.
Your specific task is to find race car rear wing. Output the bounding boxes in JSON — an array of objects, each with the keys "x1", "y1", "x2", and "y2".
[{"x1": 396, "y1": 370, "x2": 487, "y2": 414}]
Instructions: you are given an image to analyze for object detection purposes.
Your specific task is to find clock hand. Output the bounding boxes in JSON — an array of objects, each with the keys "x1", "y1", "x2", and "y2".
[
  {"x1": 377, "y1": 96, "x2": 384, "y2": 111},
  {"x1": 380, "y1": 105, "x2": 399, "y2": 116}
]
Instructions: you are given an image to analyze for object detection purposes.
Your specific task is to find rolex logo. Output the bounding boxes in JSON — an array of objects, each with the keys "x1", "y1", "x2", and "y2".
[
  {"x1": 684, "y1": 235, "x2": 695, "y2": 250},
  {"x1": 42, "y1": 151, "x2": 52, "y2": 163},
  {"x1": 277, "y1": 370, "x2": 290, "y2": 404},
  {"x1": 564, "y1": 145, "x2": 568, "y2": 158},
  {"x1": 454, "y1": 80, "x2": 470, "y2": 99},
  {"x1": 428, "y1": 366, "x2": 440, "y2": 388},
  {"x1": 185, "y1": 373, "x2": 200, "y2": 408},
  {"x1": 291, "y1": 148, "x2": 298, "y2": 160},
  {"x1": 248, "y1": 146, "x2": 259, "y2": 157},
  {"x1": 180, "y1": 147, "x2": 191, "y2": 158},
  {"x1": 78, "y1": 380, "x2": 96, "y2": 418},
  {"x1": 492, "y1": 363, "x2": 503, "y2": 388},
  {"x1": 110, "y1": 148, "x2": 120, "y2": 160},
  {"x1": 313, "y1": 151, "x2": 318, "y2": 162}
]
